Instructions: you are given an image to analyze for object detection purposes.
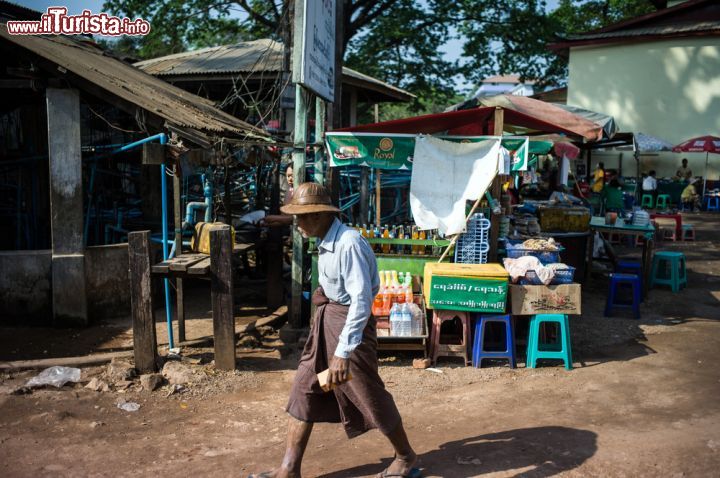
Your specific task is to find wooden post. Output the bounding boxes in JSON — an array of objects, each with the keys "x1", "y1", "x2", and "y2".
[
  {"x1": 266, "y1": 161, "x2": 284, "y2": 308},
  {"x1": 173, "y1": 164, "x2": 185, "y2": 342},
  {"x1": 223, "y1": 163, "x2": 232, "y2": 223},
  {"x1": 374, "y1": 105, "x2": 381, "y2": 226},
  {"x1": 375, "y1": 170, "x2": 382, "y2": 226},
  {"x1": 210, "y1": 225, "x2": 236, "y2": 370},
  {"x1": 488, "y1": 107, "x2": 504, "y2": 263},
  {"x1": 128, "y1": 231, "x2": 158, "y2": 373},
  {"x1": 360, "y1": 167, "x2": 369, "y2": 224},
  {"x1": 314, "y1": 97, "x2": 326, "y2": 185}
]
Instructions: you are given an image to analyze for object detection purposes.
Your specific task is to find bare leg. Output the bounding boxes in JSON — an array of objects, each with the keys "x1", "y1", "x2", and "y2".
[
  {"x1": 250, "y1": 416, "x2": 313, "y2": 478},
  {"x1": 377, "y1": 420, "x2": 417, "y2": 477}
]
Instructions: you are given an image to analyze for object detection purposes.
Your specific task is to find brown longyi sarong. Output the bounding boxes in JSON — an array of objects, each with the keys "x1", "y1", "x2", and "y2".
[{"x1": 286, "y1": 288, "x2": 402, "y2": 438}]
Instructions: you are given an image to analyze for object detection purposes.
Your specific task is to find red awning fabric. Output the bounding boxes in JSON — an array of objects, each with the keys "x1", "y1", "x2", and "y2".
[
  {"x1": 672, "y1": 135, "x2": 720, "y2": 153},
  {"x1": 335, "y1": 99, "x2": 604, "y2": 142},
  {"x1": 476, "y1": 95, "x2": 604, "y2": 142}
]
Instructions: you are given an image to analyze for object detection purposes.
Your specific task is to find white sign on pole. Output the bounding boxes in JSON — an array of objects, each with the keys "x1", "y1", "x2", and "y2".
[{"x1": 293, "y1": 0, "x2": 336, "y2": 102}]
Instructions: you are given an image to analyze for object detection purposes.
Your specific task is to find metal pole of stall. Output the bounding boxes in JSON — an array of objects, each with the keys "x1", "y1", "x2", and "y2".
[{"x1": 158, "y1": 134, "x2": 174, "y2": 349}]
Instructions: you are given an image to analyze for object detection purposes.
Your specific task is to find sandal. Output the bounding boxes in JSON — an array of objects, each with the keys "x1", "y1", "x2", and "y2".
[
  {"x1": 378, "y1": 467, "x2": 422, "y2": 478},
  {"x1": 247, "y1": 473, "x2": 273, "y2": 478}
]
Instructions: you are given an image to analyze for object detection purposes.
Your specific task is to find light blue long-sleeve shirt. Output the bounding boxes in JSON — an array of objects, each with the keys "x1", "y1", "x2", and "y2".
[{"x1": 317, "y1": 218, "x2": 380, "y2": 359}]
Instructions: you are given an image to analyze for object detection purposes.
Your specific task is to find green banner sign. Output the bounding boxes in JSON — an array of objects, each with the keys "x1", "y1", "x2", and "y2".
[
  {"x1": 326, "y1": 133, "x2": 416, "y2": 169},
  {"x1": 428, "y1": 275, "x2": 508, "y2": 313},
  {"x1": 326, "y1": 133, "x2": 534, "y2": 171}
]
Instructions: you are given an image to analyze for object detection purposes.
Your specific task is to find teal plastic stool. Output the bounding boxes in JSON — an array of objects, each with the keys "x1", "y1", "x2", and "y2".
[
  {"x1": 526, "y1": 314, "x2": 573, "y2": 370},
  {"x1": 641, "y1": 194, "x2": 654, "y2": 209},
  {"x1": 650, "y1": 251, "x2": 687, "y2": 292},
  {"x1": 655, "y1": 194, "x2": 671, "y2": 210}
]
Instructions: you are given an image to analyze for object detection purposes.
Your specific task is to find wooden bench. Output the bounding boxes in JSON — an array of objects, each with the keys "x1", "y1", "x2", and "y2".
[{"x1": 128, "y1": 228, "x2": 237, "y2": 372}]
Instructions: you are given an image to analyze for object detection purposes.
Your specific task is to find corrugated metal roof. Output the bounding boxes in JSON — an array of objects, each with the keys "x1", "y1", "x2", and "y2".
[
  {"x1": 135, "y1": 39, "x2": 282, "y2": 76},
  {"x1": 0, "y1": 24, "x2": 270, "y2": 143},
  {"x1": 135, "y1": 39, "x2": 415, "y2": 102},
  {"x1": 566, "y1": 20, "x2": 720, "y2": 41},
  {"x1": 0, "y1": 0, "x2": 42, "y2": 20}
]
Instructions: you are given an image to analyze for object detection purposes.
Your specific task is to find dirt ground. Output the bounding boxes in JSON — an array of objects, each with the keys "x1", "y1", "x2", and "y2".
[{"x1": 1, "y1": 214, "x2": 719, "y2": 477}]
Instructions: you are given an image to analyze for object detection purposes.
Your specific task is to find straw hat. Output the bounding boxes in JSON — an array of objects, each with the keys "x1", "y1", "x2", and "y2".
[{"x1": 280, "y1": 182, "x2": 340, "y2": 215}]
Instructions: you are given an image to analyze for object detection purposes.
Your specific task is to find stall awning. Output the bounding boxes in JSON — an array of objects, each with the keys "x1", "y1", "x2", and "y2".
[{"x1": 335, "y1": 104, "x2": 602, "y2": 142}]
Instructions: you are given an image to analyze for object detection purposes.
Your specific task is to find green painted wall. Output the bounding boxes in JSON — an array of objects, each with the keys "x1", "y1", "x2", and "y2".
[{"x1": 568, "y1": 37, "x2": 720, "y2": 180}]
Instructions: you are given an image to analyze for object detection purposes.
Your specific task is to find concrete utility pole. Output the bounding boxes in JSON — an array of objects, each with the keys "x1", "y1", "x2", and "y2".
[
  {"x1": 287, "y1": 0, "x2": 337, "y2": 331},
  {"x1": 290, "y1": 82, "x2": 307, "y2": 329},
  {"x1": 47, "y1": 88, "x2": 88, "y2": 326},
  {"x1": 266, "y1": 1, "x2": 294, "y2": 310},
  {"x1": 327, "y1": 0, "x2": 344, "y2": 204}
]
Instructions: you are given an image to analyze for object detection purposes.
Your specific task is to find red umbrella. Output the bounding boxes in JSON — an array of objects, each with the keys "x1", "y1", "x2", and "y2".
[{"x1": 672, "y1": 135, "x2": 720, "y2": 196}]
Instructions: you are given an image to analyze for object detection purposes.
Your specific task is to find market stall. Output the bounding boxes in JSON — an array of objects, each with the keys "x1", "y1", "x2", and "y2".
[{"x1": 312, "y1": 103, "x2": 602, "y2": 362}]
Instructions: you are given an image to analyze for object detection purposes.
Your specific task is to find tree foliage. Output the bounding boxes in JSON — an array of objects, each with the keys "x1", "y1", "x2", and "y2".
[
  {"x1": 456, "y1": 0, "x2": 658, "y2": 90},
  {"x1": 103, "y1": 0, "x2": 661, "y2": 110}
]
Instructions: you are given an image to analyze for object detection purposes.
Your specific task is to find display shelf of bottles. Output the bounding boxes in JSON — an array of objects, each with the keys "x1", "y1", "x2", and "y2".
[{"x1": 365, "y1": 238, "x2": 452, "y2": 246}]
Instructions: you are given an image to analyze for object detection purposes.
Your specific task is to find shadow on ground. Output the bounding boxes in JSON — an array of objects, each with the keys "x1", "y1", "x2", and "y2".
[{"x1": 318, "y1": 426, "x2": 598, "y2": 478}]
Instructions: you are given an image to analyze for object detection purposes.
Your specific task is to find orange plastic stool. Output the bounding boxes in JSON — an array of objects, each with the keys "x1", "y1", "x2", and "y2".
[{"x1": 430, "y1": 310, "x2": 471, "y2": 366}]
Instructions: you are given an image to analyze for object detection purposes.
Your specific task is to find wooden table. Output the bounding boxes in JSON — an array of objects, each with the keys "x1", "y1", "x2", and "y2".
[
  {"x1": 650, "y1": 213, "x2": 682, "y2": 239},
  {"x1": 589, "y1": 217, "x2": 655, "y2": 298}
]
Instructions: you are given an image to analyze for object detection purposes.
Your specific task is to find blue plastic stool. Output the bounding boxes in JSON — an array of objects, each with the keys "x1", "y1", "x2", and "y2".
[
  {"x1": 705, "y1": 196, "x2": 720, "y2": 211},
  {"x1": 650, "y1": 251, "x2": 687, "y2": 292},
  {"x1": 527, "y1": 314, "x2": 573, "y2": 370},
  {"x1": 615, "y1": 260, "x2": 643, "y2": 302},
  {"x1": 605, "y1": 273, "x2": 642, "y2": 319},
  {"x1": 616, "y1": 260, "x2": 641, "y2": 275},
  {"x1": 472, "y1": 314, "x2": 516, "y2": 368}
]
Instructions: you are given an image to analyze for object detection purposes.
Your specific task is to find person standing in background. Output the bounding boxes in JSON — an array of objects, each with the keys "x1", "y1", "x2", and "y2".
[
  {"x1": 676, "y1": 158, "x2": 693, "y2": 181},
  {"x1": 642, "y1": 170, "x2": 658, "y2": 206},
  {"x1": 263, "y1": 164, "x2": 295, "y2": 227},
  {"x1": 592, "y1": 162, "x2": 605, "y2": 193}
]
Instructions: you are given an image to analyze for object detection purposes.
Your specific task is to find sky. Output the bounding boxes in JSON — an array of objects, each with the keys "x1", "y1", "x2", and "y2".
[{"x1": 19, "y1": 0, "x2": 562, "y2": 92}]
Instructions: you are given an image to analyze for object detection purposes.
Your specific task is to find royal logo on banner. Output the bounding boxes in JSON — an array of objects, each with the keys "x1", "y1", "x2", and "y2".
[{"x1": 325, "y1": 133, "x2": 533, "y2": 171}]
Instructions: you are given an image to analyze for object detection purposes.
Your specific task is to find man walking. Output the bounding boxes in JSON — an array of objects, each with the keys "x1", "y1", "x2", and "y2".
[{"x1": 250, "y1": 182, "x2": 420, "y2": 478}]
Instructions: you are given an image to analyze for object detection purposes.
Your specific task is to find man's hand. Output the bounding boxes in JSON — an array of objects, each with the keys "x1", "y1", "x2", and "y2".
[
  {"x1": 328, "y1": 356, "x2": 350, "y2": 387},
  {"x1": 261, "y1": 214, "x2": 293, "y2": 227}
]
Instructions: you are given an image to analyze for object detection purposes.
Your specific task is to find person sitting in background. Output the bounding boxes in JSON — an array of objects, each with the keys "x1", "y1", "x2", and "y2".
[
  {"x1": 262, "y1": 163, "x2": 295, "y2": 227},
  {"x1": 591, "y1": 162, "x2": 605, "y2": 193},
  {"x1": 681, "y1": 178, "x2": 701, "y2": 212},
  {"x1": 676, "y1": 158, "x2": 693, "y2": 180},
  {"x1": 642, "y1": 170, "x2": 658, "y2": 205},
  {"x1": 602, "y1": 178, "x2": 624, "y2": 213}
]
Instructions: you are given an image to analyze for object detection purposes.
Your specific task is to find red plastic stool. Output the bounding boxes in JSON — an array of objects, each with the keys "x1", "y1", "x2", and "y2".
[
  {"x1": 430, "y1": 310, "x2": 471, "y2": 366},
  {"x1": 662, "y1": 227, "x2": 677, "y2": 241}
]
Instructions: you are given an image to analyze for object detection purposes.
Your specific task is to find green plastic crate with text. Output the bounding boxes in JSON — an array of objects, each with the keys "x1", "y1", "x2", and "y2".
[{"x1": 427, "y1": 275, "x2": 508, "y2": 313}]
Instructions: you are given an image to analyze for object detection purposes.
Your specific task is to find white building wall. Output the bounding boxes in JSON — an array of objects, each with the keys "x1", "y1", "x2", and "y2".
[{"x1": 567, "y1": 37, "x2": 720, "y2": 179}]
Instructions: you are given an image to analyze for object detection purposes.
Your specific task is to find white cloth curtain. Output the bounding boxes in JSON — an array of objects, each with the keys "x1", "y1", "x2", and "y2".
[{"x1": 410, "y1": 135, "x2": 501, "y2": 235}]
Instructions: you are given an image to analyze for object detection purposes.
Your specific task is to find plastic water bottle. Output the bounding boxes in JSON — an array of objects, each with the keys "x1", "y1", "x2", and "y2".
[
  {"x1": 400, "y1": 303, "x2": 412, "y2": 336},
  {"x1": 390, "y1": 303, "x2": 402, "y2": 336},
  {"x1": 408, "y1": 304, "x2": 423, "y2": 336}
]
